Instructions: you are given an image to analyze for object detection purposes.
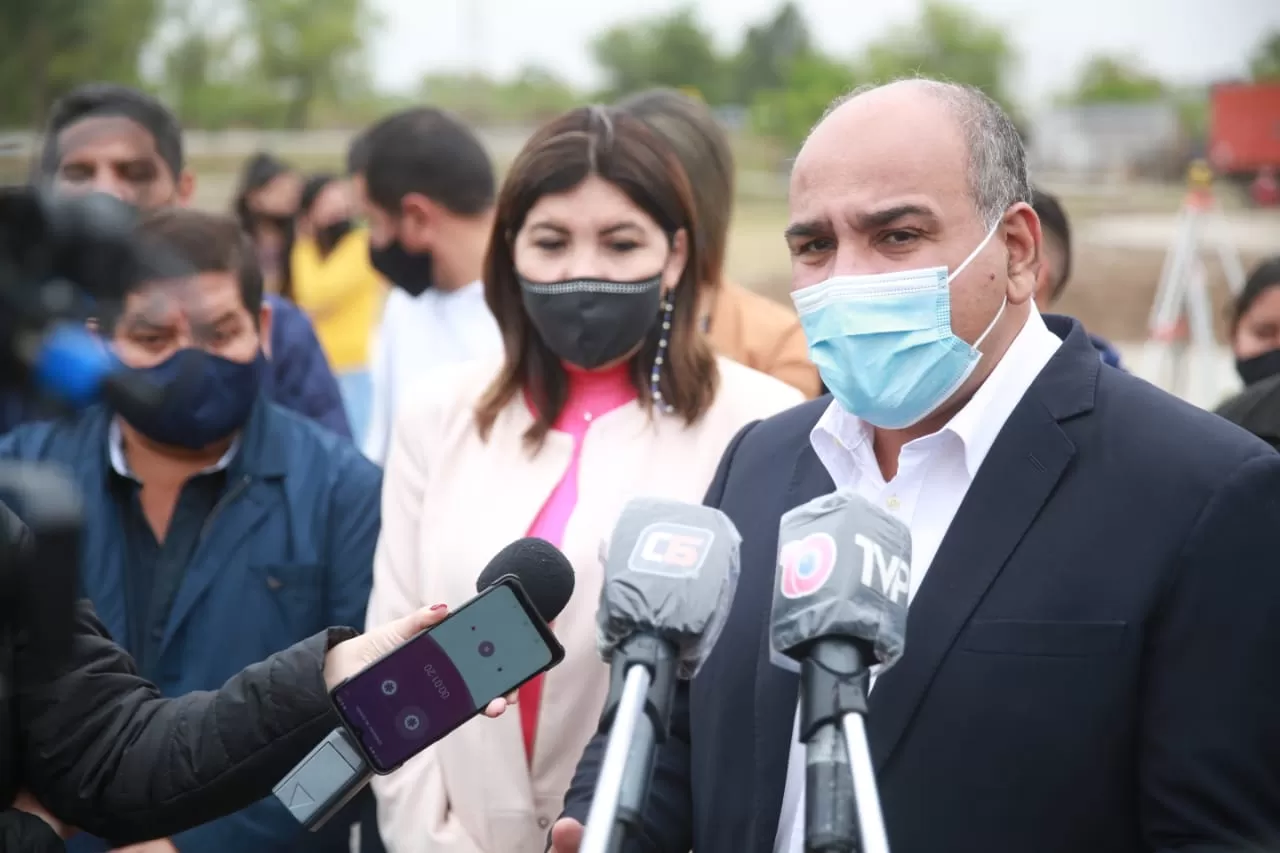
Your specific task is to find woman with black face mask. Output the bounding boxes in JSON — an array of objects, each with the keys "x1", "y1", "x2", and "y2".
[
  {"x1": 363, "y1": 106, "x2": 804, "y2": 853},
  {"x1": 232, "y1": 152, "x2": 302, "y2": 297},
  {"x1": 1215, "y1": 257, "x2": 1280, "y2": 449},
  {"x1": 289, "y1": 172, "x2": 385, "y2": 446}
]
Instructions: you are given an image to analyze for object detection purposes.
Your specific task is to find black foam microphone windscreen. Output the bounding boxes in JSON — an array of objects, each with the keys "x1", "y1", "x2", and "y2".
[{"x1": 475, "y1": 537, "x2": 575, "y2": 622}]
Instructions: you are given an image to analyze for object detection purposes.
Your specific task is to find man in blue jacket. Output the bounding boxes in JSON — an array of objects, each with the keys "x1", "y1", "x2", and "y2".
[
  {"x1": 0, "y1": 207, "x2": 381, "y2": 853},
  {"x1": 0, "y1": 82, "x2": 351, "y2": 440}
]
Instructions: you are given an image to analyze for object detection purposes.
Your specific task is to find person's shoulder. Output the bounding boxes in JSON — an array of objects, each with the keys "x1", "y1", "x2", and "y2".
[
  {"x1": 713, "y1": 356, "x2": 807, "y2": 418},
  {"x1": 1094, "y1": 367, "x2": 1275, "y2": 478},
  {"x1": 722, "y1": 281, "x2": 800, "y2": 334},
  {"x1": 722, "y1": 390, "x2": 831, "y2": 461},
  {"x1": 395, "y1": 357, "x2": 504, "y2": 435},
  {"x1": 0, "y1": 407, "x2": 108, "y2": 460},
  {"x1": 263, "y1": 402, "x2": 378, "y2": 477},
  {"x1": 1215, "y1": 374, "x2": 1280, "y2": 425}
]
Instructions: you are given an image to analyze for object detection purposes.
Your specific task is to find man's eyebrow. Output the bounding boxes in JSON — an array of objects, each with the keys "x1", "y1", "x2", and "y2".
[
  {"x1": 783, "y1": 220, "x2": 829, "y2": 241},
  {"x1": 854, "y1": 204, "x2": 939, "y2": 230}
]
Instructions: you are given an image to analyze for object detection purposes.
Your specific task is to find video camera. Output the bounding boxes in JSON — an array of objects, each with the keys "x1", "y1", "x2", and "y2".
[{"x1": 0, "y1": 186, "x2": 175, "y2": 672}]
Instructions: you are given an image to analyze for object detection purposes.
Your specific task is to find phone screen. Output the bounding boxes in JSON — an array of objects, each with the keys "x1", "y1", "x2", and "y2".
[{"x1": 331, "y1": 582, "x2": 556, "y2": 773}]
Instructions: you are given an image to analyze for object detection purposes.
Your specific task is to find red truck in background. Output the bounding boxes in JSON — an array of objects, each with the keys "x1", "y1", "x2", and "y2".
[{"x1": 1208, "y1": 82, "x2": 1280, "y2": 207}]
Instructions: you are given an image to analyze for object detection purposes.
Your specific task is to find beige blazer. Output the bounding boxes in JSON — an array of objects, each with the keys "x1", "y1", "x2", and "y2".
[{"x1": 367, "y1": 356, "x2": 803, "y2": 853}]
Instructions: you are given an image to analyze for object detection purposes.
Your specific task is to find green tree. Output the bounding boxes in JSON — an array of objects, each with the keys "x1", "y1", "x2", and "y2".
[
  {"x1": 750, "y1": 53, "x2": 858, "y2": 150},
  {"x1": 729, "y1": 2, "x2": 813, "y2": 104},
  {"x1": 1251, "y1": 31, "x2": 1280, "y2": 81},
  {"x1": 591, "y1": 7, "x2": 726, "y2": 103},
  {"x1": 420, "y1": 68, "x2": 582, "y2": 125},
  {"x1": 860, "y1": 1, "x2": 1017, "y2": 114},
  {"x1": 0, "y1": 0, "x2": 162, "y2": 128},
  {"x1": 243, "y1": 0, "x2": 379, "y2": 128},
  {"x1": 1068, "y1": 55, "x2": 1166, "y2": 103}
]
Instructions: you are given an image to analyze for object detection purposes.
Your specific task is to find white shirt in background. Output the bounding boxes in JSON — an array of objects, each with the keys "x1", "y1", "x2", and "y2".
[
  {"x1": 362, "y1": 281, "x2": 502, "y2": 465},
  {"x1": 774, "y1": 307, "x2": 1064, "y2": 853}
]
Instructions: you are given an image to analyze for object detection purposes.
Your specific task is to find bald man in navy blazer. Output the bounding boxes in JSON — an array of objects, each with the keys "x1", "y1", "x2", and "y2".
[{"x1": 549, "y1": 80, "x2": 1280, "y2": 853}]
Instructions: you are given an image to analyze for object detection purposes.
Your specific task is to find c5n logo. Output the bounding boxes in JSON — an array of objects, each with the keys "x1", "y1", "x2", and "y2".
[{"x1": 627, "y1": 523, "x2": 714, "y2": 578}]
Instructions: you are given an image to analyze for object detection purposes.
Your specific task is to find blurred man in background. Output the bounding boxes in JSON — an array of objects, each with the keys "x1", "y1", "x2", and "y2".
[
  {"x1": 0, "y1": 207, "x2": 381, "y2": 853},
  {"x1": 356, "y1": 107, "x2": 501, "y2": 465},
  {"x1": 19, "y1": 83, "x2": 352, "y2": 439},
  {"x1": 1030, "y1": 187, "x2": 1124, "y2": 369}
]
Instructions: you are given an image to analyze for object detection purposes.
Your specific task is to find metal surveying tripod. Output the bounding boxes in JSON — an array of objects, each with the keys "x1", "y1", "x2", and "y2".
[{"x1": 1142, "y1": 160, "x2": 1247, "y2": 406}]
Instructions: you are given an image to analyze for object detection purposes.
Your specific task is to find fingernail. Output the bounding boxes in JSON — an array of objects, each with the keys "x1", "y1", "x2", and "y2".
[{"x1": 430, "y1": 603, "x2": 447, "y2": 612}]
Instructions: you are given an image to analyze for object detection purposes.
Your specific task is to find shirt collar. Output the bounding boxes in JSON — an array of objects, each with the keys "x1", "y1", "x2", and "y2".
[
  {"x1": 108, "y1": 418, "x2": 241, "y2": 482},
  {"x1": 811, "y1": 305, "x2": 1063, "y2": 483}
]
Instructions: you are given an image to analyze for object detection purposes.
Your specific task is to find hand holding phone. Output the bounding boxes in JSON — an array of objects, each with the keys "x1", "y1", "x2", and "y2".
[
  {"x1": 323, "y1": 604, "x2": 518, "y2": 717},
  {"x1": 331, "y1": 576, "x2": 566, "y2": 774}
]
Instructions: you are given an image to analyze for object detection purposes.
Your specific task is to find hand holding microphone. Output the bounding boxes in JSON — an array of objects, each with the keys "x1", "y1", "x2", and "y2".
[
  {"x1": 277, "y1": 538, "x2": 575, "y2": 831},
  {"x1": 770, "y1": 488, "x2": 912, "y2": 853}
]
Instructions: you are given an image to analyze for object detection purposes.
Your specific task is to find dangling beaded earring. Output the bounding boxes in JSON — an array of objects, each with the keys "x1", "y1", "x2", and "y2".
[{"x1": 650, "y1": 296, "x2": 676, "y2": 415}]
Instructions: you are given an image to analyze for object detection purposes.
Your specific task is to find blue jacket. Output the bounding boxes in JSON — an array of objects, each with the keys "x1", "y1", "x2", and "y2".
[
  {"x1": 1089, "y1": 332, "x2": 1125, "y2": 371},
  {"x1": 263, "y1": 294, "x2": 352, "y2": 438},
  {"x1": 0, "y1": 296, "x2": 349, "y2": 439},
  {"x1": 0, "y1": 399, "x2": 381, "y2": 853}
]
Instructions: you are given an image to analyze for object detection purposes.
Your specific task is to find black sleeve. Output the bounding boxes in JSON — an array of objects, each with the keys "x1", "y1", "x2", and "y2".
[
  {"x1": 16, "y1": 601, "x2": 353, "y2": 845},
  {"x1": 1140, "y1": 450, "x2": 1280, "y2": 850},
  {"x1": 558, "y1": 420, "x2": 760, "y2": 853},
  {"x1": 0, "y1": 810, "x2": 65, "y2": 853}
]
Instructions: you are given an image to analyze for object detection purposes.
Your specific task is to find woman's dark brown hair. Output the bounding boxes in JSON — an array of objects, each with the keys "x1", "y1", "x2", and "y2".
[{"x1": 475, "y1": 105, "x2": 719, "y2": 448}]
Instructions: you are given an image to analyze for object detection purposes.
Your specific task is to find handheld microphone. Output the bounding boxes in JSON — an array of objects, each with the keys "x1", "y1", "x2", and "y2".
[
  {"x1": 273, "y1": 537, "x2": 576, "y2": 831},
  {"x1": 581, "y1": 498, "x2": 741, "y2": 853},
  {"x1": 769, "y1": 489, "x2": 912, "y2": 853}
]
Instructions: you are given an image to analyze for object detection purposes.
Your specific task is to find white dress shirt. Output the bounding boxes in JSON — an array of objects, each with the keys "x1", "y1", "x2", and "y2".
[
  {"x1": 774, "y1": 307, "x2": 1063, "y2": 853},
  {"x1": 362, "y1": 281, "x2": 502, "y2": 465}
]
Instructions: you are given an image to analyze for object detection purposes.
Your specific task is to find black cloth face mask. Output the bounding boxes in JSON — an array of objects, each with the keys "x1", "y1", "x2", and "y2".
[
  {"x1": 369, "y1": 240, "x2": 434, "y2": 297},
  {"x1": 315, "y1": 219, "x2": 354, "y2": 255},
  {"x1": 519, "y1": 274, "x2": 664, "y2": 370},
  {"x1": 1236, "y1": 348, "x2": 1280, "y2": 386}
]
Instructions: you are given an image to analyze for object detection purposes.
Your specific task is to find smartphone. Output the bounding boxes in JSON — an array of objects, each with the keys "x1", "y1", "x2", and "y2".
[{"x1": 330, "y1": 577, "x2": 565, "y2": 774}]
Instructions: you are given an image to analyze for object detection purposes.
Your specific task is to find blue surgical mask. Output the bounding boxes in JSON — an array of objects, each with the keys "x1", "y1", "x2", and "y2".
[
  {"x1": 118, "y1": 348, "x2": 265, "y2": 449},
  {"x1": 792, "y1": 224, "x2": 1004, "y2": 429}
]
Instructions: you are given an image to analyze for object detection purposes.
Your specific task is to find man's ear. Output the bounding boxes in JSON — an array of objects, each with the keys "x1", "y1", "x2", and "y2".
[
  {"x1": 258, "y1": 300, "x2": 274, "y2": 359},
  {"x1": 1002, "y1": 202, "x2": 1041, "y2": 306},
  {"x1": 176, "y1": 170, "x2": 196, "y2": 207}
]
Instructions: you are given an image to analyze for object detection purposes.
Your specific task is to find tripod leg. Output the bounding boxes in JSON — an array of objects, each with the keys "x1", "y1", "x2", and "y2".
[
  {"x1": 1145, "y1": 209, "x2": 1197, "y2": 390},
  {"x1": 1208, "y1": 204, "x2": 1247, "y2": 297},
  {"x1": 1184, "y1": 259, "x2": 1220, "y2": 407}
]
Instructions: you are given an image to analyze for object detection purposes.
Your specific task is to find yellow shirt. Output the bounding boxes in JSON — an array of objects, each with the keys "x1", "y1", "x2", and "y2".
[{"x1": 290, "y1": 228, "x2": 385, "y2": 372}]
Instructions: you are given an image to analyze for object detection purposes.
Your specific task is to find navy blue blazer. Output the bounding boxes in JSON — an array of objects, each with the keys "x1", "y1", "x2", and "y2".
[{"x1": 562, "y1": 316, "x2": 1280, "y2": 853}]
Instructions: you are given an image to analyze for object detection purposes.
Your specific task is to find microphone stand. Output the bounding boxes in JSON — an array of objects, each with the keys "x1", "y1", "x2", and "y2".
[
  {"x1": 581, "y1": 634, "x2": 677, "y2": 853},
  {"x1": 800, "y1": 639, "x2": 890, "y2": 853}
]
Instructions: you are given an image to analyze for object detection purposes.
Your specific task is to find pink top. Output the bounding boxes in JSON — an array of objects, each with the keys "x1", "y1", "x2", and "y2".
[{"x1": 519, "y1": 361, "x2": 637, "y2": 762}]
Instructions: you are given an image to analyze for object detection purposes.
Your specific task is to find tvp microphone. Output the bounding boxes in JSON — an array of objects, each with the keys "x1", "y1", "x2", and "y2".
[
  {"x1": 273, "y1": 537, "x2": 575, "y2": 831},
  {"x1": 770, "y1": 489, "x2": 912, "y2": 853},
  {"x1": 581, "y1": 498, "x2": 741, "y2": 853}
]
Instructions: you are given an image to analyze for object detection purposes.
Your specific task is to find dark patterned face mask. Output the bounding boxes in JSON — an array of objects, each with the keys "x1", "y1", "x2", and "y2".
[{"x1": 518, "y1": 274, "x2": 664, "y2": 369}]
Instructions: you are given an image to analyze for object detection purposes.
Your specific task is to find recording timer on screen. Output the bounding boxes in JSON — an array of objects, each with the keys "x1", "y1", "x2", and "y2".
[{"x1": 332, "y1": 583, "x2": 554, "y2": 772}]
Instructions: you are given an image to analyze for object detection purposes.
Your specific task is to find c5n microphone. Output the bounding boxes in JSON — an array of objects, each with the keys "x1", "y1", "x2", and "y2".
[
  {"x1": 273, "y1": 538, "x2": 575, "y2": 831},
  {"x1": 581, "y1": 498, "x2": 741, "y2": 853},
  {"x1": 770, "y1": 489, "x2": 912, "y2": 853}
]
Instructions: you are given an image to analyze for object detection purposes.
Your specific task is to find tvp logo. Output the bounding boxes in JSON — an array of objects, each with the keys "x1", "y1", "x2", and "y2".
[
  {"x1": 628, "y1": 523, "x2": 714, "y2": 578},
  {"x1": 778, "y1": 532, "x2": 837, "y2": 599}
]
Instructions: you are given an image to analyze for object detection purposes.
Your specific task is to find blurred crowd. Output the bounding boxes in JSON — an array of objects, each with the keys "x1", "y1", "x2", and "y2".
[{"x1": 1, "y1": 76, "x2": 1278, "y2": 853}]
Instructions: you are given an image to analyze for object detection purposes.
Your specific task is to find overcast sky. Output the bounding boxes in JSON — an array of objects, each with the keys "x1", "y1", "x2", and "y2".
[{"x1": 367, "y1": 0, "x2": 1277, "y2": 110}]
